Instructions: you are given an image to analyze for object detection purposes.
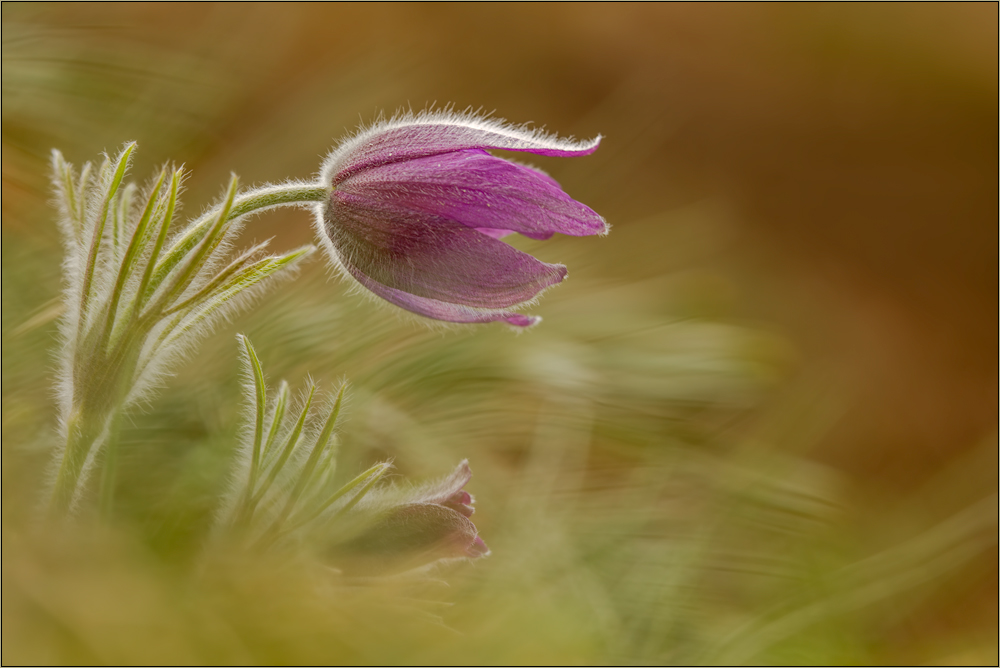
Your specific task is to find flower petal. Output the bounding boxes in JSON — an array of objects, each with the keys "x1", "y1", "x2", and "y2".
[
  {"x1": 408, "y1": 459, "x2": 476, "y2": 517},
  {"x1": 468, "y1": 535, "x2": 490, "y2": 557},
  {"x1": 339, "y1": 149, "x2": 607, "y2": 240},
  {"x1": 324, "y1": 192, "x2": 567, "y2": 310},
  {"x1": 323, "y1": 110, "x2": 601, "y2": 183},
  {"x1": 418, "y1": 460, "x2": 472, "y2": 501},
  {"x1": 347, "y1": 270, "x2": 541, "y2": 326}
]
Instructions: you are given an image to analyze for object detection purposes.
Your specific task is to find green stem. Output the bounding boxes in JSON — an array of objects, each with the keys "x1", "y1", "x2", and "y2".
[
  {"x1": 147, "y1": 183, "x2": 328, "y2": 300},
  {"x1": 227, "y1": 185, "x2": 328, "y2": 220},
  {"x1": 98, "y1": 411, "x2": 125, "y2": 521},
  {"x1": 50, "y1": 413, "x2": 85, "y2": 514},
  {"x1": 50, "y1": 410, "x2": 103, "y2": 515}
]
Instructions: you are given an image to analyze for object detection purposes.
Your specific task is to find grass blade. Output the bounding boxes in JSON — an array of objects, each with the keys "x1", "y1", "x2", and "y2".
[
  {"x1": 135, "y1": 168, "x2": 181, "y2": 308},
  {"x1": 240, "y1": 335, "x2": 268, "y2": 491},
  {"x1": 78, "y1": 142, "x2": 135, "y2": 328},
  {"x1": 291, "y1": 462, "x2": 391, "y2": 530},
  {"x1": 275, "y1": 384, "x2": 346, "y2": 525},
  {"x1": 251, "y1": 383, "x2": 316, "y2": 509},
  {"x1": 261, "y1": 380, "x2": 290, "y2": 465},
  {"x1": 100, "y1": 169, "x2": 167, "y2": 349}
]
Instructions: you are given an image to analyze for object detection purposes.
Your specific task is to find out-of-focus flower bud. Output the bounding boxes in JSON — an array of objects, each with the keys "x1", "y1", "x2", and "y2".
[{"x1": 330, "y1": 460, "x2": 489, "y2": 572}]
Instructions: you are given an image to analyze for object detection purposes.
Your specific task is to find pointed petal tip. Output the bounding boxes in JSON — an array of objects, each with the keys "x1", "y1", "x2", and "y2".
[
  {"x1": 453, "y1": 459, "x2": 472, "y2": 480},
  {"x1": 504, "y1": 314, "x2": 541, "y2": 328},
  {"x1": 468, "y1": 535, "x2": 491, "y2": 558},
  {"x1": 580, "y1": 134, "x2": 602, "y2": 156}
]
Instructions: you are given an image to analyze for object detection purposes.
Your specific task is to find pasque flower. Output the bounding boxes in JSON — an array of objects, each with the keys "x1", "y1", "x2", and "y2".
[
  {"x1": 330, "y1": 460, "x2": 489, "y2": 572},
  {"x1": 316, "y1": 111, "x2": 607, "y2": 327}
]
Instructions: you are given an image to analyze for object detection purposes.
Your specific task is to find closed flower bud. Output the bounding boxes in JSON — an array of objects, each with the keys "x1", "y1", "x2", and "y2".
[
  {"x1": 330, "y1": 460, "x2": 489, "y2": 573},
  {"x1": 316, "y1": 111, "x2": 607, "y2": 327}
]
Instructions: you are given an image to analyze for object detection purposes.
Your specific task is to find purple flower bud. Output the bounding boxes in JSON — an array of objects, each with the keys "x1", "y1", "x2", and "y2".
[
  {"x1": 317, "y1": 111, "x2": 607, "y2": 327},
  {"x1": 332, "y1": 460, "x2": 490, "y2": 573}
]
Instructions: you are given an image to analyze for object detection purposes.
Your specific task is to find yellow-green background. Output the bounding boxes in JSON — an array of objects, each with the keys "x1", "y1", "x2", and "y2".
[{"x1": 3, "y1": 4, "x2": 996, "y2": 664}]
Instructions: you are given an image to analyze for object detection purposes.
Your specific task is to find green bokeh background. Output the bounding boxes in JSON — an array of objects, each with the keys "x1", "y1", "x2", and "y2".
[{"x1": 3, "y1": 4, "x2": 996, "y2": 664}]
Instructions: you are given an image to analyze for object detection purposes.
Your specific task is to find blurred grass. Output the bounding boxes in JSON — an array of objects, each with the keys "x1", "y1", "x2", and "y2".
[{"x1": 3, "y1": 4, "x2": 997, "y2": 665}]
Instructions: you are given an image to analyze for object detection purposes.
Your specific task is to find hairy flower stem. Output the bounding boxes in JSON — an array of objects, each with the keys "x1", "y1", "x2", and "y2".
[
  {"x1": 51, "y1": 411, "x2": 106, "y2": 514},
  {"x1": 98, "y1": 412, "x2": 125, "y2": 520},
  {"x1": 49, "y1": 181, "x2": 327, "y2": 516}
]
